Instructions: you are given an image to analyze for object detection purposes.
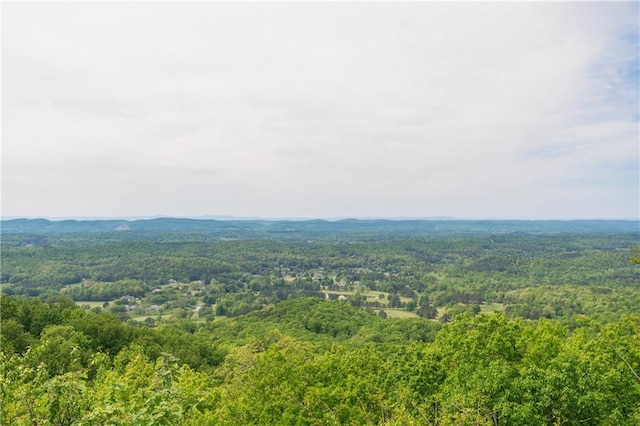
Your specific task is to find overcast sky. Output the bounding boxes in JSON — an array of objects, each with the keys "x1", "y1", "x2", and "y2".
[{"x1": 2, "y1": 2, "x2": 638, "y2": 219}]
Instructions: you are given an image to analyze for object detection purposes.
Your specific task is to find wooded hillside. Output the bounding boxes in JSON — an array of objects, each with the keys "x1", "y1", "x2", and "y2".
[{"x1": 1, "y1": 219, "x2": 638, "y2": 424}]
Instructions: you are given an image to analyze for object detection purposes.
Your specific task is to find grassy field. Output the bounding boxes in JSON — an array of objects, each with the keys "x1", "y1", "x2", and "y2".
[
  {"x1": 75, "y1": 300, "x2": 111, "y2": 308},
  {"x1": 324, "y1": 289, "x2": 416, "y2": 305},
  {"x1": 131, "y1": 314, "x2": 173, "y2": 322},
  {"x1": 325, "y1": 289, "x2": 388, "y2": 299},
  {"x1": 383, "y1": 309, "x2": 419, "y2": 319}
]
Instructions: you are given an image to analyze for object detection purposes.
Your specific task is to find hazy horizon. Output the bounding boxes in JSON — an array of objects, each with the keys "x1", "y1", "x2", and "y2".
[
  {"x1": 2, "y1": 215, "x2": 639, "y2": 223},
  {"x1": 3, "y1": 2, "x2": 639, "y2": 220}
]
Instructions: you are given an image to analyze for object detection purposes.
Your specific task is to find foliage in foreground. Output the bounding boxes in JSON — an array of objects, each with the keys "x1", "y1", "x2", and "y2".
[{"x1": 1, "y1": 296, "x2": 639, "y2": 425}]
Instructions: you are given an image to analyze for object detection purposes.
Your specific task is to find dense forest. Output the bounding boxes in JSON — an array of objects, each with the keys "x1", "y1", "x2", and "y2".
[{"x1": 1, "y1": 218, "x2": 639, "y2": 424}]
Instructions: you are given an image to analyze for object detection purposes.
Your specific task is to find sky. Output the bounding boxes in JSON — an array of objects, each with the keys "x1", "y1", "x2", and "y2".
[{"x1": 2, "y1": 2, "x2": 639, "y2": 220}]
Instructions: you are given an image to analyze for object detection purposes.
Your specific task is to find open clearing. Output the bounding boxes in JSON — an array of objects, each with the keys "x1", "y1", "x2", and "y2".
[
  {"x1": 75, "y1": 300, "x2": 112, "y2": 308},
  {"x1": 383, "y1": 309, "x2": 419, "y2": 319}
]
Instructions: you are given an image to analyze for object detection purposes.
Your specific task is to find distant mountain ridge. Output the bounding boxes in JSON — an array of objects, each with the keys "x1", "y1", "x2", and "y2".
[{"x1": 1, "y1": 217, "x2": 638, "y2": 236}]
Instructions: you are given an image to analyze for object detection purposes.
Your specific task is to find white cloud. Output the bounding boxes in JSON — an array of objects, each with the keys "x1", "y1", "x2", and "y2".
[{"x1": 2, "y1": 2, "x2": 638, "y2": 218}]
